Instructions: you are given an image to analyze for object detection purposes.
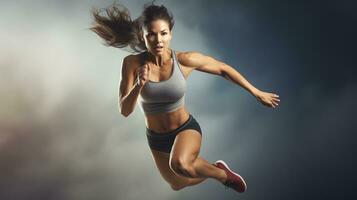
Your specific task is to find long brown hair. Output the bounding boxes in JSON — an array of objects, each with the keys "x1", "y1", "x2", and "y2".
[{"x1": 89, "y1": 1, "x2": 174, "y2": 53}]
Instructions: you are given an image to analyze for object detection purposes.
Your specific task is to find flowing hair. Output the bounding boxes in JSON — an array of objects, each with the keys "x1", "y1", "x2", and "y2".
[{"x1": 89, "y1": 0, "x2": 174, "y2": 53}]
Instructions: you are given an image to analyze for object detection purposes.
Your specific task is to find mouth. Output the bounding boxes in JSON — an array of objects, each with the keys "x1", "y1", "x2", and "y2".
[{"x1": 154, "y1": 45, "x2": 164, "y2": 50}]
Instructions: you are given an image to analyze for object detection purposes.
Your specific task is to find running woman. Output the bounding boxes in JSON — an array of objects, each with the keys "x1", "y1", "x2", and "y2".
[{"x1": 89, "y1": 1, "x2": 280, "y2": 193}]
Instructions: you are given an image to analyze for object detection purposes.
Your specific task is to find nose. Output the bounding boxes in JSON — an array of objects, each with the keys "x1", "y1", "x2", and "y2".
[{"x1": 155, "y1": 34, "x2": 162, "y2": 42}]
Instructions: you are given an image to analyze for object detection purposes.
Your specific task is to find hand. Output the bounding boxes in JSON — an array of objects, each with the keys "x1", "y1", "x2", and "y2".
[
  {"x1": 255, "y1": 90, "x2": 280, "y2": 108},
  {"x1": 135, "y1": 64, "x2": 150, "y2": 87}
]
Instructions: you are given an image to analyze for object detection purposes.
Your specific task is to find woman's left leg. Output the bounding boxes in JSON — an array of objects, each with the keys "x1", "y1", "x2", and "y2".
[{"x1": 169, "y1": 129, "x2": 227, "y2": 184}]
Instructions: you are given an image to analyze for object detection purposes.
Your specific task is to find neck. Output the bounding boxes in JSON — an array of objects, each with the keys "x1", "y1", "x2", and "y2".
[{"x1": 147, "y1": 49, "x2": 172, "y2": 67}]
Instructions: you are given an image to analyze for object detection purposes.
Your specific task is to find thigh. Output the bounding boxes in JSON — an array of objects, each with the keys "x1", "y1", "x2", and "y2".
[
  {"x1": 170, "y1": 129, "x2": 202, "y2": 164},
  {"x1": 150, "y1": 149, "x2": 191, "y2": 187}
]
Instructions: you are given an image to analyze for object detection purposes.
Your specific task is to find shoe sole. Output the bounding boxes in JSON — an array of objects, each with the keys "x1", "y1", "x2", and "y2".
[{"x1": 216, "y1": 160, "x2": 247, "y2": 192}]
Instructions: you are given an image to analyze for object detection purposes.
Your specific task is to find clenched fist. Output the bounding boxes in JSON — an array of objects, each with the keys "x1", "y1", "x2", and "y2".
[{"x1": 135, "y1": 64, "x2": 151, "y2": 87}]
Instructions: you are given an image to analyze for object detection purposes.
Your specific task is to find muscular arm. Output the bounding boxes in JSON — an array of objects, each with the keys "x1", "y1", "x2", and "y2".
[
  {"x1": 180, "y1": 51, "x2": 260, "y2": 97},
  {"x1": 118, "y1": 56, "x2": 142, "y2": 117}
]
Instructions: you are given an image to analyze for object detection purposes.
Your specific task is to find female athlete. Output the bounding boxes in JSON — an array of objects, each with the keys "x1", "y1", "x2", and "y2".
[{"x1": 89, "y1": 1, "x2": 280, "y2": 193}]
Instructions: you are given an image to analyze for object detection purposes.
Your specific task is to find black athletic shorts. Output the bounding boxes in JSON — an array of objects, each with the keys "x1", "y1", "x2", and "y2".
[{"x1": 146, "y1": 114, "x2": 202, "y2": 153}]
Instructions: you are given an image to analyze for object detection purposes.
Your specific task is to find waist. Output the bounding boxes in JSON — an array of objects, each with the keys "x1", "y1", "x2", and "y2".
[{"x1": 144, "y1": 106, "x2": 190, "y2": 134}]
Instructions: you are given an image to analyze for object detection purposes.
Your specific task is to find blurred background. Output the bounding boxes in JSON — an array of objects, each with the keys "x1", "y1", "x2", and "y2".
[{"x1": 1, "y1": 0, "x2": 356, "y2": 199}]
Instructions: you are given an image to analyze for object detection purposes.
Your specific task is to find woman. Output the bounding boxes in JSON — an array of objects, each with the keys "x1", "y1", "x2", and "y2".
[{"x1": 89, "y1": 2, "x2": 280, "y2": 193}]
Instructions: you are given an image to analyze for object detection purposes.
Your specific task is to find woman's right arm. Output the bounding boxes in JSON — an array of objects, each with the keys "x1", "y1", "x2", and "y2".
[{"x1": 118, "y1": 56, "x2": 143, "y2": 117}]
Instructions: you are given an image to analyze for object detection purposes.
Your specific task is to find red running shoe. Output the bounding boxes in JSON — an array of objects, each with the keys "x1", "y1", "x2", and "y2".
[{"x1": 213, "y1": 160, "x2": 247, "y2": 193}]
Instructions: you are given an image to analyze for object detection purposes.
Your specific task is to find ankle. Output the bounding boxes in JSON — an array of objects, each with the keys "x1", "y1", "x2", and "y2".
[
  {"x1": 211, "y1": 163, "x2": 228, "y2": 183},
  {"x1": 217, "y1": 169, "x2": 228, "y2": 183}
]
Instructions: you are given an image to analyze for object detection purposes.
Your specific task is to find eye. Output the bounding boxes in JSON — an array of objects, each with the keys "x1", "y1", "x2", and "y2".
[{"x1": 162, "y1": 32, "x2": 167, "y2": 35}]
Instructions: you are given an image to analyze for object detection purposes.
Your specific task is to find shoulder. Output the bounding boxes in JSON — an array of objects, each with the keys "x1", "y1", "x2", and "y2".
[
  {"x1": 121, "y1": 52, "x2": 144, "y2": 73},
  {"x1": 123, "y1": 53, "x2": 142, "y2": 66},
  {"x1": 175, "y1": 50, "x2": 208, "y2": 68}
]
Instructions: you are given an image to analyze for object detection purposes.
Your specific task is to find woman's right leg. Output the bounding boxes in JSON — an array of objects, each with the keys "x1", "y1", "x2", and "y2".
[{"x1": 150, "y1": 149, "x2": 207, "y2": 191}]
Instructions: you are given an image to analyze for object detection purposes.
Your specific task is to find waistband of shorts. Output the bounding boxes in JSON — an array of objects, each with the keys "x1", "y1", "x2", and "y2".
[{"x1": 146, "y1": 114, "x2": 193, "y2": 137}]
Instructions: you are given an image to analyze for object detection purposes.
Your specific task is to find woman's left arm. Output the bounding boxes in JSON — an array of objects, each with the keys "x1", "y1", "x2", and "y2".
[{"x1": 181, "y1": 51, "x2": 280, "y2": 108}]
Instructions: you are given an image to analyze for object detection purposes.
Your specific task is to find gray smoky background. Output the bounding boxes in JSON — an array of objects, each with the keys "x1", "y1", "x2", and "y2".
[{"x1": 1, "y1": 0, "x2": 356, "y2": 199}]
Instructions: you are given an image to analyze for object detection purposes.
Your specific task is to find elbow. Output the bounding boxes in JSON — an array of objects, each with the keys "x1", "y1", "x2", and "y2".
[
  {"x1": 218, "y1": 64, "x2": 227, "y2": 76},
  {"x1": 219, "y1": 64, "x2": 232, "y2": 80},
  {"x1": 121, "y1": 111, "x2": 130, "y2": 117},
  {"x1": 219, "y1": 68, "x2": 229, "y2": 80},
  {"x1": 118, "y1": 104, "x2": 131, "y2": 117},
  {"x1": 120, "y1": 108, "x2": 131, "y2": 117}
]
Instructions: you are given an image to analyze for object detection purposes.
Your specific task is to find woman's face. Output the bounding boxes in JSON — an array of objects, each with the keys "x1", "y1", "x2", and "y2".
[{"x1": 143, "y1": 19, "x2": 172, "y2": 55}]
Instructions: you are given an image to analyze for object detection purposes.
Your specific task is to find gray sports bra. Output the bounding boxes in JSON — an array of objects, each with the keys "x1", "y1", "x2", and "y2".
[{"x1": 137, "y1": 49, "x2": 186, "y2": 115}]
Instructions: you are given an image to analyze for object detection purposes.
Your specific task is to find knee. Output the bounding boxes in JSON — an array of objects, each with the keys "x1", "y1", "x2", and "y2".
[
  {"x1": 169, "y1": 157, "x2": 188, "y2": 173},
  {"x1": 169, "y1": 158, "x2": 195, "y2": 177}
]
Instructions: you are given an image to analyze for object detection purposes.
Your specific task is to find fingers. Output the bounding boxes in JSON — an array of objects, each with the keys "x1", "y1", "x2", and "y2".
[
  {"x1": 271, "y1": 99, "x2": 279, "y2": 108},
  {"x1": 135, "y1": 65, "x2": 145, "y2": 75},
  {"x1": 140, "y1": 65, "x2": 150, "y2": 76},
  {"x1": 136, "y1": 64, "x2": 150, "y2": 85},
  {"x1": 271, "y1": 94, "x2": 279, "y2": 98},
  {"x1": 136, "y1": 64, "x2": 148, "y2": 71},
  {"x1": 271, "y1": 93, "x2": 280, "y2": 108},
  {"x1": 269, "y1": 94, "x2": 279, "y2": 108}
]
